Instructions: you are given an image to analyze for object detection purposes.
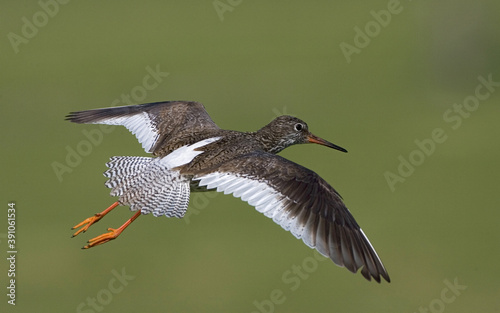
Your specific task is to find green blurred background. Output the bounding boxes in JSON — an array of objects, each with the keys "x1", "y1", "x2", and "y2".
[{"x1": 2, "y1": 1, "x2": 499, "y2": 312}]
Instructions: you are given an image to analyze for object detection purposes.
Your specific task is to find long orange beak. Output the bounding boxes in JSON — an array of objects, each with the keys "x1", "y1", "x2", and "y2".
[{"x1": 307, "y1": 133, "x2": 347, "y2": 153}]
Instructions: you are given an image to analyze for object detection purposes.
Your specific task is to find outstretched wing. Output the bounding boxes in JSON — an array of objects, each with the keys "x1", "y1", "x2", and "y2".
[
  {"x1": 191, "y1": 152, "x2": 390, "y2": 283},
  {"x1": 66, "y1": 101, "x2": 220, "y2": 155}
]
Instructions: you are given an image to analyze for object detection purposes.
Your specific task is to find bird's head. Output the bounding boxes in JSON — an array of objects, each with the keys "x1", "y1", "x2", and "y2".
[{"x1": 257, "y1": 115, "x2": 347, "y2": 154}]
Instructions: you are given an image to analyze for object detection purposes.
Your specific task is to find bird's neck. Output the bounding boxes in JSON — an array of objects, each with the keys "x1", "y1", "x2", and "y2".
[{"x1": 252, "y1": 129, "x2": 288, "y2": 154}]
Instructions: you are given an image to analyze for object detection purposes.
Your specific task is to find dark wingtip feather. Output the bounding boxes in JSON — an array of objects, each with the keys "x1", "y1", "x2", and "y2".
[
  {"x1": 65, "y1": 111, "x2": 82, "y2": 123},
  {"x1": 65, "y1": 110, "x2": 103, "y2": 123},
  {"x1": 381, "y1": 270, "x2": 391, "y2": 283},
  {"x1": 65, "y1": 107, "x2": 122, "y2": 124},
  {"x1": 65, "y1": 101, "x2": 182, "y2": 124}
]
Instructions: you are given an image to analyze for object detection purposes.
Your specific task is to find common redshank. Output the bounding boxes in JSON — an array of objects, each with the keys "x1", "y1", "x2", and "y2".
[{"x1": 67, "y1": 101, "x2": 390, "y2": 283}]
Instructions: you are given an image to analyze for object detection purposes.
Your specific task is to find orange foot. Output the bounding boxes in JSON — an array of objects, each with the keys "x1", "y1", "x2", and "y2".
[
  {"x1": 83, "y1": 227, "x2": 123, "y2": 249},
  {"x1": 71, "y1": 202, "x2": 120, "y2": 237},
  {"x1": 71, "y1": 214, "x2": 104, "y2": 237},
  {"x1": 81, "y1": 211, "x2": 141, "y2": 249}
]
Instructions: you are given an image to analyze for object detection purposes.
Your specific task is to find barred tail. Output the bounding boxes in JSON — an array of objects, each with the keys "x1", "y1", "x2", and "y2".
[
  {"x1": 104, "y1": 156, "x2": 153, "y2": 196},
  {"x1": 104, "y1": 156, "x2": 190, "y2": 218}
]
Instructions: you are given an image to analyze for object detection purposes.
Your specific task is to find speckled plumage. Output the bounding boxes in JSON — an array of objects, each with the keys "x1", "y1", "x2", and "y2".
[{"x1": 67, "y1": 100, "x2": 390, "y2": 283}]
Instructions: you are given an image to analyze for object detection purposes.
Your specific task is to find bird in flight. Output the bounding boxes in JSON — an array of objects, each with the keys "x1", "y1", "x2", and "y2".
[{"x1": 67, "y1": 101, "x2": 390, "y2": 283}]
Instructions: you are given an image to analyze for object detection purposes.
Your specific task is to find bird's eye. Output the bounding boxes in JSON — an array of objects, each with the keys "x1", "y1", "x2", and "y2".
[{"x1": 294, "y1": 123, "x2": 303, "y2": 131}]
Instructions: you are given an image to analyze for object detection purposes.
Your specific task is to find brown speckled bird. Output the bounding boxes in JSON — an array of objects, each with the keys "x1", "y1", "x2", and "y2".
[{"x1": 67, "y1": 101, "x2": 390, "y2": 283}]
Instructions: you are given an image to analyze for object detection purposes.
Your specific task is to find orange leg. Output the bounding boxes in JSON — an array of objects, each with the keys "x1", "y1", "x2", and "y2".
[
  {"x1": 72, "y1": 202, "x2": 120, "y2": 237},
  {"x1": 82, "y1": 211, "x2": 141, "y2": 249}
]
